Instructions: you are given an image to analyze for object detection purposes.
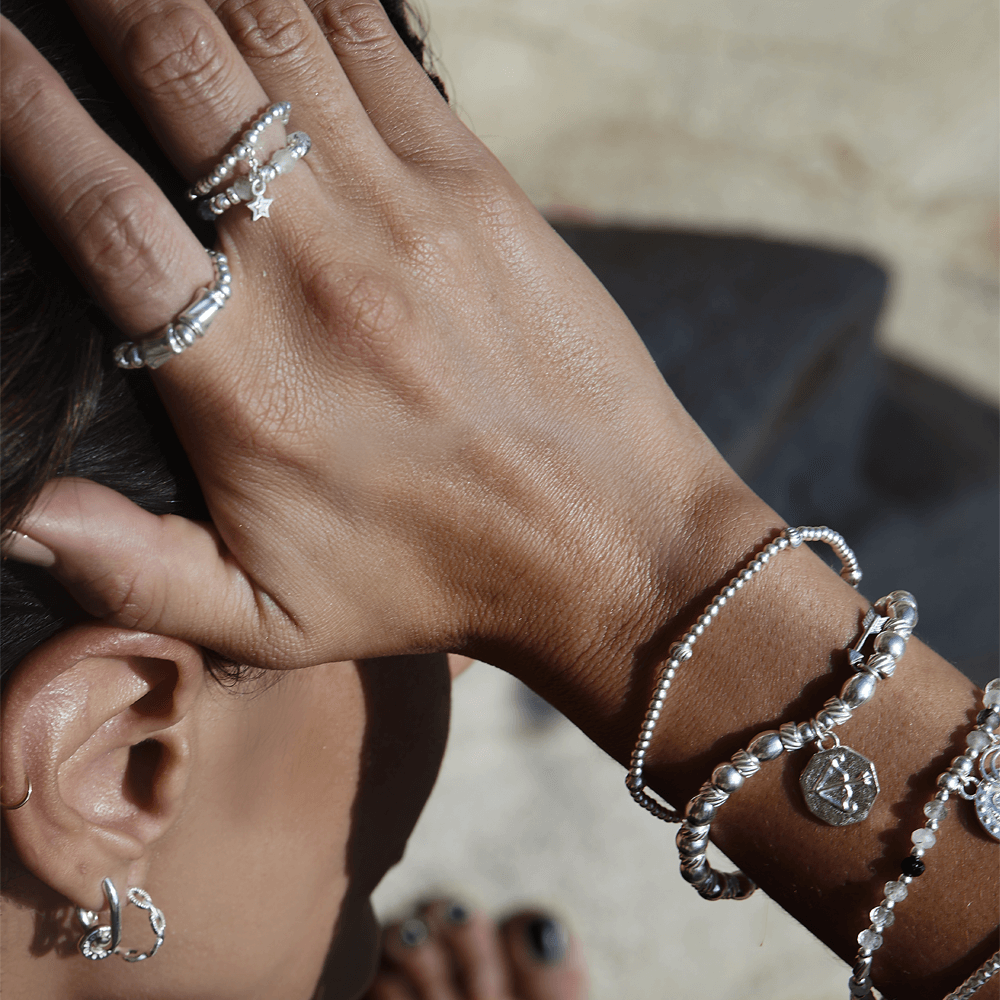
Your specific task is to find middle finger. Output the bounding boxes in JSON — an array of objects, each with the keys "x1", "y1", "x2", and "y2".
[{"x1": 68, "y1": 0, "x2": 383, "y2": 182}]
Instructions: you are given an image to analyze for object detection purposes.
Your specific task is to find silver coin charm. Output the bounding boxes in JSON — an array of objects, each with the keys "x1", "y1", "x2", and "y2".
[
  {"x1": 974, "y1": 746, "x2": 1000, "y2": 840},
  {"x1": 800, "y1": 746, "x2": 879, "y2": 826}
]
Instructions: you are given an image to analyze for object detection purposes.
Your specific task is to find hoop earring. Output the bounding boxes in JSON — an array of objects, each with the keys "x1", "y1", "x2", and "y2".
[
  {"x1": 76, "y1": 877, "x2": 166, "y2": 962},
  {"x1": 0, "y1": 777, "x2": 32, "y2": 810}
]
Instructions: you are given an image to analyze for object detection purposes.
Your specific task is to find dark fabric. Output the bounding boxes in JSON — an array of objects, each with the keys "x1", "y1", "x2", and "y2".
[{"x1": 554, "y1": 224, "x2": 998, "y2": 686}]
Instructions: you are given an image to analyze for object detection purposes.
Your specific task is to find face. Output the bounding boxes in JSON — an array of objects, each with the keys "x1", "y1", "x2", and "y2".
[{"x1": 1, "y1": 641, "x2": 451, "y2": 1000}]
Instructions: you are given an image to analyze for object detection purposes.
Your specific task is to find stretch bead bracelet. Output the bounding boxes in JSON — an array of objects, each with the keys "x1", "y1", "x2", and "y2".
[
  {"x1": 626, "y1": 525, "x2": 862, "y2": 824},
  {"x1": 848, "y1": 678, "x2": 1000, "y2": 1000},
  {"x1": 675, "y1": 593, "x2": 915, "y2": 902}
]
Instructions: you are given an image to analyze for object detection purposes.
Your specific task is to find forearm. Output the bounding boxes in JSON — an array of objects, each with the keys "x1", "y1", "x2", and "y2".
[{"x1": 485, "y1": 465, "x2": 997, "y2": 998}]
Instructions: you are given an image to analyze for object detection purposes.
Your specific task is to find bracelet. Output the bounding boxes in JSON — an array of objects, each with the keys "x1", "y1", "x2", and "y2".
[
  {"x1": 942, "y1": 952, "x2": 1000, "y2": 1000},
  {"x1": 675, "y1": 593, "x2": 915, "y2": 902},
  {"x1": 626, "y1": 524, "x2": 862, "y2": 824},
  {"x1": 848, "y1": 678, "x2": 1000, "y2": 1000}
]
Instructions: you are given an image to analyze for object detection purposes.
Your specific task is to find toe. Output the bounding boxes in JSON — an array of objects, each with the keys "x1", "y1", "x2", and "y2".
[
  {"x1": 421, "y1": 898, "x2": 511, "y2": 999},
  {"x1": 380, "y1": 917, "x2": 463, "y2": 1000},
  {"x1": 500, "y1": 911, "x2": 588, "y2": 1000}
]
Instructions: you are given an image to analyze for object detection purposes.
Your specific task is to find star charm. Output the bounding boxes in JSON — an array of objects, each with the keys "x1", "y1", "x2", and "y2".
[{"x1": 248, "y1": 193, "x2": 273, "y2": 221}]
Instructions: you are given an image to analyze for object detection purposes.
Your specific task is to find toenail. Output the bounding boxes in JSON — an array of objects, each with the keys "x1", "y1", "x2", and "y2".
[
  {"x1": 399, "y1": 917, "x2": 429, "y2": 948},
  {"x1": 524, "y1": 916, "x2": 568, "y2": 965},
  {"x1": 444, "y1": 902, "x2": 470, "y2": 926}
]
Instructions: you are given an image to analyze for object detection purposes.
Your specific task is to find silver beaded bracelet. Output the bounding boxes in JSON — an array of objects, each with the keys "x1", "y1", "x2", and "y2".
[
  {"x1": 674, "y1": 592, "x2": 916, "y2": 902},
  {"x1": 626, "y1": 525, "x2": 862, "y2": 825},
  {"x1": 847, "y1": 678, "x2": 1000, "y2": 1000}
]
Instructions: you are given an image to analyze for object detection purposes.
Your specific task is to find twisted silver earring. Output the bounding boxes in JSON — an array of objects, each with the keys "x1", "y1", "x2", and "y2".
[{"x1": 77, "y1": 877, "x2": 166, "y2": 961}]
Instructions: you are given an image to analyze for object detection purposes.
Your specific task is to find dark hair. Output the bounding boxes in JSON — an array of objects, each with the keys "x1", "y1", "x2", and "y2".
[{"x1": 1, "y1": 0, "x2": 446, "y2": 679}]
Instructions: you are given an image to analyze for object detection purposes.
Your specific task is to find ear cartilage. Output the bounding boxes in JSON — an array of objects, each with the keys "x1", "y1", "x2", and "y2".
[{"x1": 77, "y1": 877, "x2": 165, "y2": 962}]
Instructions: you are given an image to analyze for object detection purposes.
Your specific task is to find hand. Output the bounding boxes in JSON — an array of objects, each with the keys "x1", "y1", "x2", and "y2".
[{"x1": 2, "y1": 0, "x2": 745, "y2": 674}]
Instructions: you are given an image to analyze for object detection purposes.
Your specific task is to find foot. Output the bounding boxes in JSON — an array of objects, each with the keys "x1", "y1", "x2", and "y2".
[{"x1": 364, "y1": 899, "x2": 587, "y2": 1000}]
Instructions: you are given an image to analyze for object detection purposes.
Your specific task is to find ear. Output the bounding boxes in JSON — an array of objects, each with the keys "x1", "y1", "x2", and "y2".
[{"x1": 1, "y1": 623, "x2": 205, "y2": 911}]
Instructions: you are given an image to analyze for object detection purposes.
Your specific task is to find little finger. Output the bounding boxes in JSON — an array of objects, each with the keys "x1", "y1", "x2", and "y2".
[{"x1": 306, "y1": 0, "x2": 467, "y2": 164}]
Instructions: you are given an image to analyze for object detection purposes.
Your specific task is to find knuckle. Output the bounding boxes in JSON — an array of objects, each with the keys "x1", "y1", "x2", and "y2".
[
  {"x1": 67, "y1": 179, "x2": 165, "y2": 298},
  {"x1": 0, "y1": 64, "x2": 49, "y2": 141},
  {"x1": 312, "y1": 1, "x2": 396, "y2": 54},
  {"x1": 123, "y1": 5, "x2": 231, "y2": 104},
  {"x1": 332, "y1": 269, "x2": 411, "y2": 353},
  {"x1": 217, "y1": 0, "x2": 312, "y2": 64}
]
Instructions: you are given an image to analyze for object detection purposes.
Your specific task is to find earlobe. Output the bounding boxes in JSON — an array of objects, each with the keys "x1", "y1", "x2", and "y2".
[{"x1": 1, "y1": 623, "x2": 205, "y2": 911}]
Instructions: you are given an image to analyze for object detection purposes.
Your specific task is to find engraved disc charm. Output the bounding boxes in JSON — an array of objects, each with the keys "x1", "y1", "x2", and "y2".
[
  {"x1": 974, "y1": 746, "x2": 1000, "y2": 840},
  {"x1": 800, "y1": 746, "x2": 879, "y2": 826}
]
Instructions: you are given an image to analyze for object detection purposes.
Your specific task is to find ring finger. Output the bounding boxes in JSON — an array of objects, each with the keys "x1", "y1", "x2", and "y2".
[{"x1": 69, "y1": 0, "x2": 386, "y2": 185}]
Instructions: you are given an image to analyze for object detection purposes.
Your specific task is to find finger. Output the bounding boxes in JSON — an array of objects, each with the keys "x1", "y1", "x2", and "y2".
[
  {"x1": 205, "y1": 0, "x2": 390, "y2": 171},
  {"x1": 305, "y1": 0, "x2": 467, "y2": 162},
  {"x1": 0, "y1": 17, "x2": 212, "y2": 336},
  {"x1": 67, "y1": 0, "x2": 272, "y2": 177},
  {"x1": 2, "y1": 477, "x2": 300, "y2": 667}
]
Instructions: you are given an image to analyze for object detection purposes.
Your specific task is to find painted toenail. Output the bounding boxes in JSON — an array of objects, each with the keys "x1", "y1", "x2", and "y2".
[
  {"x1": 399, "y1": 917, "x2": 429, "y2": 948},
  {"x1": 444, "y1": 902, "x2": 470, "y2": 926},
  {"x1": 524, "y1": 916, "x2": 568, "y2": 965}
]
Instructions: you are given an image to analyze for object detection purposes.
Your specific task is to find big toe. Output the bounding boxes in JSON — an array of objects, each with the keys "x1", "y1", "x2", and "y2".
[{"x1": 500, "y1": 911, "x2": 588, "y2": 1000}]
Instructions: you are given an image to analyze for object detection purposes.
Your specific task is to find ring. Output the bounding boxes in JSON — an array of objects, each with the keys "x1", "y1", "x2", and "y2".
[
  {"x1": 0, "y1": 777, "x2": 32, "y2": 810},
  {"x1": 113, "y1": 250, "x2": 231, "y2": 369},
  {"x1": 188, "y1": 102, "x2": 311, "y2": 222}
]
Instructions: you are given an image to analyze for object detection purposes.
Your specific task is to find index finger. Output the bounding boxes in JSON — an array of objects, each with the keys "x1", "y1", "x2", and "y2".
[{"x1": 0, "y1": 16, "x2": 212, "y2": 336}]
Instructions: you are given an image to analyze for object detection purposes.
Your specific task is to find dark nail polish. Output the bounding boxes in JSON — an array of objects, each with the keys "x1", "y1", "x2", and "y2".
[
  {"x1": 525, "y1": 916, "x2": 567, "y2": 965},
  {"x1": 398, "y1": 917, "x2": 429, "y2": 948},
  {"x1": 444, "y1": 902, "x2": 469, "y2": 926}
]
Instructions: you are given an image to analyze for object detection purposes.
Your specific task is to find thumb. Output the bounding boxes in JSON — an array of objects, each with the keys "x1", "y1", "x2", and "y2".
[{"x1": 2, "y1": 478, "x2": 293, "y2": 665}]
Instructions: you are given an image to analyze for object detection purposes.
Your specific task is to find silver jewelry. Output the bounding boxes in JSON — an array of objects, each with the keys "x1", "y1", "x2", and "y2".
[
  {"x1": 626, "y1": 525, "x2": 862, "y2": 824},
  {"x1": 0, "y1": 776, "x2": 31, "y2": 810},
  {"x1": 846, "y1": 679, "x2": 999, "y2": 999},
  {"x1": 113, "y1": 250, "x2": 231, "y2": 369},
  {"x1": 674, "y1": 593, "x2": 912, "y2": 902},
  {"x1": 942, "y1": 951, "x2": 1000, "y2": 1000},
  {"x1": 187, "y1": 102, "x2": 311, "y2": 221},
  {"x1": 77, "y1": 877, "x2": 165, "y2": 962}
]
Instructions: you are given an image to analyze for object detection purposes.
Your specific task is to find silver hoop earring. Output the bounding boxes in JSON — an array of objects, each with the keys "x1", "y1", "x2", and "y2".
[{"x1": 76, "y1": 877, "x2": 166, "y2": 962}]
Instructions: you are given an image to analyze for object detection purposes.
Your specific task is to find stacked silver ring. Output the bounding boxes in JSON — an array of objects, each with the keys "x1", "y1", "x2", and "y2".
[
  {"x1": 113, "y1": 250, "x2": 231, "y2": 369},
  {"x1": 188, "y1": 102, "x2": 311, "y2": 221}
]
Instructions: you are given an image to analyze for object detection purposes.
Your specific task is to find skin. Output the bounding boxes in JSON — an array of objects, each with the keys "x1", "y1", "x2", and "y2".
[
  {"x1": 1, "y1": 625, "x2": 451, "y2": 1000},
  {"x1": 0, "y1": 1, "x2": 996, "y2": 998}
]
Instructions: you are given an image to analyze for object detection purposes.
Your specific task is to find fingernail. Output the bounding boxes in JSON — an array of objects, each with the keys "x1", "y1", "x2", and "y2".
[
  {"x1": 444, "y1": 901, "x2": 470, "y2": 926},
  {"x1": 2, "y1": 532, "x2": 56, "y2": 568},
  {"x1": 525, "y1": 916, "x2": 567, "y2": 965},
  {"x1": 398, "y1": 917, "x2": 429, "y2": 948}
]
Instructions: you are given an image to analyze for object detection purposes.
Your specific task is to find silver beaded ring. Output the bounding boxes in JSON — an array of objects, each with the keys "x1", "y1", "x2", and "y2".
[
  {"x1": 626, "y1": 525, "x2": 862, "y2": 825},
  {"x1": 675, "y1": 592, "x2": 916, "y2": 902},
  {"x1": 847, "y1": 678, "x2": 1000, "y2": 1000},
  {"x1": 113, "y1": 250, "x2": 231, "y2": 370},
  {"x1": 187, "y1": 102, "x2": 311, "y2": 222}
]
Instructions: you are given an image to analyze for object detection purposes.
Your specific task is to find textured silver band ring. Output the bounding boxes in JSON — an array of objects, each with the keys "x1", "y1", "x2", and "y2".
[
  {"x1": 113, "y1": 250, "x2": 231, "y2": 370},
  {"x1": 187, "y1": 102, "x2": 311, "y2": 222}
]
